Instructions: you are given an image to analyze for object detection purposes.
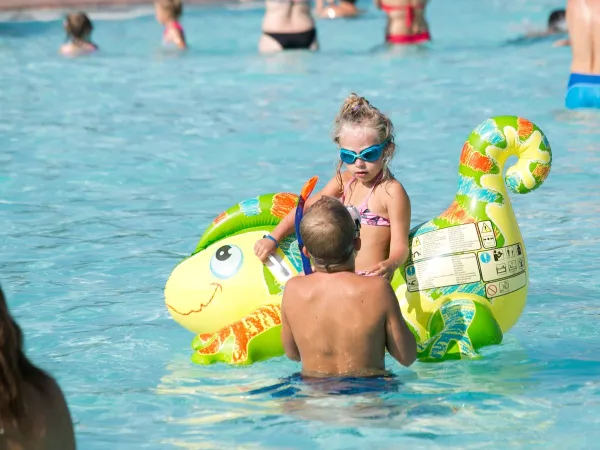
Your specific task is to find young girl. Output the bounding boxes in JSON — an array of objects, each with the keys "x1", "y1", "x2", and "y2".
[
  {"x1": 254, "y1": 93, "x2": 411, "y2": 279},
  {"x1": 155, "y1": 0, "x2": 187, "y2": 50},
  {"x1": 60, "y1": 12, "x2": 98, "y2": 56}
]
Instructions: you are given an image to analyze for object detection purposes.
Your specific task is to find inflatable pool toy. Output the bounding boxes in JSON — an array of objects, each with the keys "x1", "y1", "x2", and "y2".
[{"x1": 164, "y1": 115, "x2": 552, "y2": 365}]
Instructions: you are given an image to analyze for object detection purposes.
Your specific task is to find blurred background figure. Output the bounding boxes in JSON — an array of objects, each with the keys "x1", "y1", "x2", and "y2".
[
  {"x1": 375, "y1": 0, "x2": 430, "y2": 46},
  {"x1": 0, "y1": 286, "x2": 76, "y2": 450},
  {"x1": 60, "y1": 11, "x2": 97, "y2": 56},
  {"x1": 315, "y1": 0, "x2": 360, "y2": 19},
  {"x1": 566, "y1": 0, "x2": 600, "y2": 108},
  {"x1": 155, "y1": 0, "x2": 187, "y2": 49},
  {"x1": 260, "y1": 0, "x2": 318, "y2": 53},
  {"x1": 507, "y1": 8, "x2": 569, "y2": 46}
]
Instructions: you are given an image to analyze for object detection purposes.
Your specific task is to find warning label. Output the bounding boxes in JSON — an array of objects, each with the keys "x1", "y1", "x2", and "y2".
[
  {"x1": 477, "y1": 220, "x2": 497, "y2": 249},
  {"x1": 478, "y1": 243, "x2": 525, "y2": 282},
  {"x1": 485, "y1": 272, "x2": 527, "y2": 298},
  {"x1": 410, "y1": 224, "x2": 481, "y2": 262},
  {"x1": 406, "y1": 253, "x2": 481, "y2": 292}
]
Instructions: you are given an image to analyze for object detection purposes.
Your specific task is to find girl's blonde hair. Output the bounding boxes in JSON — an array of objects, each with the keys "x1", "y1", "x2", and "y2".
[
  {"x1": 332, "y1": 93, "x2": 396, "y2": 190},
  {"x1": 156, "y1": 0, "x2": 183, "y2": 19}
]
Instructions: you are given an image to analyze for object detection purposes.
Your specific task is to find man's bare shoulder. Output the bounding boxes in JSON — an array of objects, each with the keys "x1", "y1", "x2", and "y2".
[{"x1": 353, "y1": 275, "x2": 396, "y2": 301}]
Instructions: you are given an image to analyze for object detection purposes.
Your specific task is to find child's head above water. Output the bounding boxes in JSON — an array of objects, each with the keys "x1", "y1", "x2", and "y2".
[
  {"x1": 300, "y1": 196, "x2": 359, "y2": 273},
  {"x1": 64, "y1": 12, "x2": 93, "y2": 42},
  {"x1": 332, "y1": 93, "x2": 396, "y2": 186},
  {"x1": 548, "y1": 9, "x2": 566, "y2": 33},
  {"x1": 155, "y1": 0, "x2": 183, "y2": 23}
]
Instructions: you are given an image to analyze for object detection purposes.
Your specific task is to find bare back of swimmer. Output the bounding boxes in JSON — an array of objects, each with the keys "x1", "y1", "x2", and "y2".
[
  {"x1": 565, "y1": 0, "x2": 600, "y2": 108},
  {"x1": 260, "y1": 0, "x2": 319, "y2": 53},
  {"x1": 374, "y1": 0, "x2": 430, "y2": 45},
  {"x1": 568, "y1": 0, "x2": 600, "y2": 74}
]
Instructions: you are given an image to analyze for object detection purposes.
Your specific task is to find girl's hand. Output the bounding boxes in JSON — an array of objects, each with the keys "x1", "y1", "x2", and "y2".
[
  {"x1": 367, "y1": 260, "x2": 397, "y2": 279},
  {"x1": 254, "y1": 238, "x2": 278, "y2": 262}
]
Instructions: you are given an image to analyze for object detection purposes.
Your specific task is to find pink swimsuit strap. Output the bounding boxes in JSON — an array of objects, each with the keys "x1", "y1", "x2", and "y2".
[
  {"x1": 341, "y1": 173, "x2": 391, "y2": 227},
  {"x1": 164, "y1": 21, "x2": 184, "y2": 35}
]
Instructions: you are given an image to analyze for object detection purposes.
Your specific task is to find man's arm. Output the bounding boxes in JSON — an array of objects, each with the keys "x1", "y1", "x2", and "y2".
[
  {"x1": 382, "y1": 281, "x2": 417, "y2": 366},
  {"x1": 281, "y1": 283, "x2": 301, "y2": 361}
]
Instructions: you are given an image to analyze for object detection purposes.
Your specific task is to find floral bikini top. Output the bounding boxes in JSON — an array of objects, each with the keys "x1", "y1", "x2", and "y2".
[{"x1": 341, "y1": 174, "x2": 391, "y2": 227}]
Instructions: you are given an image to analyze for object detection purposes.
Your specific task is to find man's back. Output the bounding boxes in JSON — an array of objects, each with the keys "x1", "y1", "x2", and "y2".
[{"x1": 281, "y1": 271, "x2": 416, "y2": 376}]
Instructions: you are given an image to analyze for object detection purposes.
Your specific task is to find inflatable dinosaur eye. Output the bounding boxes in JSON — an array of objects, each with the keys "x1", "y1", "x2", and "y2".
[{"x1": 210, "y1": 245, "x2": 243, "y2": 279}]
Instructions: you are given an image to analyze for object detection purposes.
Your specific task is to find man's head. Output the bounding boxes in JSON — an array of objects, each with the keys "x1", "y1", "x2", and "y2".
[
  {"x1": 300, "y1": 196, "x2": 360, "y2": 272},
  {"x1": 548, "y1": 9, "x2": 566, "y2": 33}
]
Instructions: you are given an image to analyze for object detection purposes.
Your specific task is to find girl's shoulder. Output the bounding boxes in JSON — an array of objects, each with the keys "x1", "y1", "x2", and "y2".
[{"x1": 375, "y1": 177, "x2": 409, "y2": 201}]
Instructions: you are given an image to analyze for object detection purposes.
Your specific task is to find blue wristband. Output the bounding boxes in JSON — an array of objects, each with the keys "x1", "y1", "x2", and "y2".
[{"x1": 263, "y1": 234, "x2": 278, "y2": 248}]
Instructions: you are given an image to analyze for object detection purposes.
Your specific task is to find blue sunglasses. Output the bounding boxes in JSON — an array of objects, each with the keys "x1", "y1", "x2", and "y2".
[{"x1": 339, "y1": 140, "x2": 388, "y2": 164}]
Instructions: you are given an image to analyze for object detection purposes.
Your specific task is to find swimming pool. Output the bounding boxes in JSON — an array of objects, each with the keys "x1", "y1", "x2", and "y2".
[{"x1": 2, "y1": 0, "x2": 600, "y2": 447}]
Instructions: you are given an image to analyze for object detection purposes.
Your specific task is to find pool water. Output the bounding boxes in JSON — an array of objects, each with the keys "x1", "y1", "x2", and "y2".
[{"x1": 2, "y1": 0, "x2": 600, "y2": 448}]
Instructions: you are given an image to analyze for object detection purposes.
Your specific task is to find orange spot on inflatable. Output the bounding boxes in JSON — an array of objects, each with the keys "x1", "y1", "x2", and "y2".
[
  {"x1": 195, "y1": 304, "x2": 282, "y2": 364},
  {"x1": 532, "y1": 164, "x2": 550, "y2": 181},
  {"x1": 439, "y1": 201, "x2": 476, "y2": 225},
  {"x1": 213, "y1": 211, "x2": 228, "y2": 225},
  {"x1": 460, "y1": 142, "x2": 494, "y2": 173},
  {"x1": 271, "y1": 193, "x2": 297, "y2": 219},
  {"x1": 517, "y1": 118, "x2": 534, "y2": 139}
]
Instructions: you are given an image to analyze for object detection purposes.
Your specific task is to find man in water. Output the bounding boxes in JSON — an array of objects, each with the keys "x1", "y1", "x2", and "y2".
[
  {"x1": 506, "y1": 9, "x2": 569, "y2": 46},
  {"x1": 280, "y1": 196, "x2": 416, "y2": 377}
]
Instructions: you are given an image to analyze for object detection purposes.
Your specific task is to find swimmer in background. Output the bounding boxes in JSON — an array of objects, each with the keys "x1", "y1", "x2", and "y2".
[
  {"x1": 315, "y1": 0, "x2": 360, "y2": 19},
  {"x1": 375, "y1": 0, "x2": 430, "y2": 46},
  {"x1": 565, "y1": 0, "x2": 600, "y2": 108},
  {"x1": 155, "y1": 0, "x2": 187, "y2": 50},
  {"x1": 60, "y1": 12, "x2": 97, "y2": 56},
  {"x1": 507, "y1": 9, "x2": 569, "y2": 46},
  {"x1": 259, "y1": 0, "x2": 318, "y2": 53},
  {"x1": 0, "y1": 286, "x2": 76, "y2": 449},
  {"x1": 280, "y1": 196, "x2": 417, "y2": 378}
]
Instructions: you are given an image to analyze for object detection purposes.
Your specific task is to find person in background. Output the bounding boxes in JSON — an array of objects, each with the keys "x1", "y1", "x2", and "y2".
[
  {"x1": 60, "y1": 12, "x2": 97, "y2": 56},
  {"x1": 155, "y1": 0, "x2": 187, "y2": 49},
  {"x1": 315, "y1": 0, "x2": 360, "y2": 19},
  {"x1": 565, "y1": 0, "x2": 600, "y2": 108},
  {"x1": 0, "y1": 285, "x2": 76, "y2": 449},
  {"x1": 259, "y1": 0, "x2": 318, "y2": 53},
  {"x1": 507, "y1": 9, "x2": 569, "y2": 46},
  {"x1": 374, "y1": 0, "x2": 430, "y2": 46}
]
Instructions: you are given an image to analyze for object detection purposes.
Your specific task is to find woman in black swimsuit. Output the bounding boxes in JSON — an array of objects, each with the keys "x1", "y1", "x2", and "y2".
[{"x1": 260, "y1": 0, "x2": 319, "y2": 53}]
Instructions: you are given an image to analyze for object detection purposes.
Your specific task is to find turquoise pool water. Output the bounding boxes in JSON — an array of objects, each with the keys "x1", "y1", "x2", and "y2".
[{"x1": 2, "y1": 0, "x2": 600, "y2": 448}]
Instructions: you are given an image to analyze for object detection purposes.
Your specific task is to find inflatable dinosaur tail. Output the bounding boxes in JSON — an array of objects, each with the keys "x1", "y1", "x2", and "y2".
[{"x1": 397, "y1": 116, "x2": 552, "y2": 362}]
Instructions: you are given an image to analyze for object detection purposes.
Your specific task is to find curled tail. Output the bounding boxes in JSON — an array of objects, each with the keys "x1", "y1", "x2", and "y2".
[{"x1": 460, "y1": 116, "x2": 552, "y2": 196}]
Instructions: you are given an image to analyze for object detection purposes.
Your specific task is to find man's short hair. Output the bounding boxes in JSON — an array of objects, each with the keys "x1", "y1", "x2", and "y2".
[
  {"x1": 548, "y1": 9, "x2": 566, "y2": 32},
  {"x1": 300, "y1": 196, "x2": 356, "y2": 271}
]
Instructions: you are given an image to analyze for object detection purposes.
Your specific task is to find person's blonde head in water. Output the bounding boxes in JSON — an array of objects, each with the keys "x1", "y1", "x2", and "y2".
[
  {"x1": 332, "y1": 93, "x2": 397, "y2": 189},
  {"x1": 155, "y1": 0, "x2": 183, "y2": 22},
  {"x1": 300, "y1": 196, "x2": 360, "y2": 273},
  {"x1": 61, "y1": 12, "x2": 97, "y2": 55}
]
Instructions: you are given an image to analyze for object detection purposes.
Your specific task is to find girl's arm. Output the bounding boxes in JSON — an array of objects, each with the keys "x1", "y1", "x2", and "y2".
[
  {"x1": 254, "y1": 175, "x2": 344, "y2": 261},
  {"x1": 368, "y1": 182, "x2": 411, "y2": 277}
]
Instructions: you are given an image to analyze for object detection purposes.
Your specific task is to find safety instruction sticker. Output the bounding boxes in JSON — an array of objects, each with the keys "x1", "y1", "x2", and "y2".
[
  {"x1": 477, "y1": 220, "x2": 497, "y2": 249},
  {"x1": 485, "y1": 272, "x2": 527, "y2": 298},
  {"x1": 410, "y1": 224, "x2": 481, "y2": 262},
  {"x1": 405, "y1": 241, "x2": 527, "y2": 296},
  {"x1": 478, "y1": 243, "x2": 525, "y2": 282},
  {"x1": 406, "y1": 253, "x2": 481, "y2": 292}
]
